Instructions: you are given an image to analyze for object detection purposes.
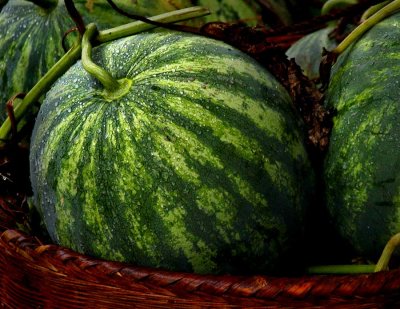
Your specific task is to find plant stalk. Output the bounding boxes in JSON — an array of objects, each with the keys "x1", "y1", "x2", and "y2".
[
  {"x1": 361, "y1": 0, "x2": 391, "y2": 21},
  {"x1": 81, "y1": 23, "x2": 120, "y2": 91},
  {"x1": 308, "y1": 232, "x2": 400, "y2": 274},
  {"x1": 0, "y1": 6, "x2": 210, "y2": 144},
  {"x1": 333, "y1": 0, "x2": 400, "y2": 54},
  {"x1": 307, "y1": 264, "x2": 376, "y2": 274},
  {"x1": 96, "y1": 6, "x2": 209, "y2": 43},
  {"x1": 374, "y1": 233, "x2": 400, "y2": 272}
]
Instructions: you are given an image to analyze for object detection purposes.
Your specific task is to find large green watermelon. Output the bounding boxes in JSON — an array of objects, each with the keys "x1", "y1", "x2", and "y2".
[
  {"x1": 30, "y1": 30, "x2": 314, "y2": 275},
  {"x1": 0, "y1": 0, "x2": 261, "y2": 123},
  {"x1": 324, "y1": 12, "x2": 400, "y2": 258}
]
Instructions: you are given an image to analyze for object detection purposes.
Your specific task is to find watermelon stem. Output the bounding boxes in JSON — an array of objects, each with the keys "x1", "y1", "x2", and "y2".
[
  {"x1": 360, "y1": 0, "x2": 391, "y2": 21},
  {"x1": 307, "y1": 264, "x2": 375, "y2": 274},
  {"x1": 0, "y1": 7, "x2": 210, "y2": 144},
  {"x1": 308, "y1": 233, "x2": 400, "y2": 274},
  {"x1": 374, "y1": 232, "x2": 400, "y2": 272},
  {"x1": 96, "y1": 6, "x2": 209, "y2": 43},
  {"x1": 81, "y1": 23, "x2": 120, "y2": 91},
  {"x1": 104, "y1": 0, "x2": 203, "y2": 34},
  {"x1": 333, "y1": 0, "x2": 400, "y2": 54}
]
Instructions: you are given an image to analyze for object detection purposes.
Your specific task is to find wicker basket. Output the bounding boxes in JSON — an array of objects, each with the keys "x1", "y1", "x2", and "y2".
[{"x1": 0, "y1": 194, "x2": 400, "y2": 308}]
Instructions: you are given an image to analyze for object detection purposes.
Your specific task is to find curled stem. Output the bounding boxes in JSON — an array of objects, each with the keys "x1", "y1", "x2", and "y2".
[
  {"x1": 361, "y1": 0, "x2": 391, "y2": 21},
  {"x1": 82, "y1": 23, "x2": 120, "y2": 91}
]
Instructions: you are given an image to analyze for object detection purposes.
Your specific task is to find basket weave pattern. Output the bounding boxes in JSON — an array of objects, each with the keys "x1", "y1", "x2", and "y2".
[
  {"x1": 2, "y1": 223, "x2": 400, "y2": 308},
  {"x1": 1, "y1": 152, "x2": 400, "y2": 308}
]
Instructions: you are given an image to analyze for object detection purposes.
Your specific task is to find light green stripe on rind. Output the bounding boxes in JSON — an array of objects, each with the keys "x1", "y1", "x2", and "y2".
[
  {"x1": 324, "y1": 12, "x2": 400, "y2": 257},
  {"x1": 31, "y1": 31, "x2": 314, "y2": 275}
]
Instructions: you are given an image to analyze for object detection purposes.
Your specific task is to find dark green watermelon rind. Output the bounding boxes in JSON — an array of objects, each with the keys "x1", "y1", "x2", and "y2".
[{"x1": 324, "y1": 12, "x2": 400, "y2": 258}]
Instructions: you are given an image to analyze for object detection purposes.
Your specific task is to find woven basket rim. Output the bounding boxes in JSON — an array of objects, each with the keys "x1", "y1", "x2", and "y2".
[
  {"x1": 2, "y1": 227, "x2": 400, "y2": 304},
  {"x1": 1, "y1": 156, "x2": 400, "y2": 307}
]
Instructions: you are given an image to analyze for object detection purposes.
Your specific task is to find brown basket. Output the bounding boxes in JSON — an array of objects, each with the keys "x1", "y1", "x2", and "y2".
[{"x1": 0, "y1": 197, "x2": 400, "y2": 308}]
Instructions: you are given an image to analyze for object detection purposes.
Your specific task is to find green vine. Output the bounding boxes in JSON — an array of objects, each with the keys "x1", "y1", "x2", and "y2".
[
  {"x1": 374, "y1": 233, "x2": 400, "y2": 272},
  {"x1": 96, "y1": 7, "x2": 208, "y2": 43},
  {"x1": 319, "y1": 0, "x2": 399, "y2": 88},
  {"x1": 307, "y1": 232, "x2": 400, "y2": 275},
  {"x1": 307, "y1": 264, "x2": 375, "y2": 274},
  {"x1": 0, "y1": 6, "x2": 209, "y2": 144},
  {"x1": 361, "y1": 0, "x2": 391, "y2": 21},
  {"x1": 81, "y1": 23, "x2": 120, "y2": 91},
  {"x1": 333, "y1": 0, "x2": 400, "y2": 54}
]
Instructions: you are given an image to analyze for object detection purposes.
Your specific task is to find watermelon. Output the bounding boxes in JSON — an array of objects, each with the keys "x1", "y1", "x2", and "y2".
[
  {"x1": 286, "y1": 26, "x2": 337, "y2": 80},
  {"x1": 0, "y1": 0, "x2": 76, "y2": 122},
  {"x1": 0, "y1": 0, "x2": 263, "y2": 123},
  {"x1": 324, "y1": 12, "x2": 400, "y2": 258},
  {"x1": 30, "y1": 30, "x2": 314, "y2": 275}
]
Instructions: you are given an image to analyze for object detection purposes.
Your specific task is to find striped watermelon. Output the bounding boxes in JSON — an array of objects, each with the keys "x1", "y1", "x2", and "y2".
[
  {"x1": 324, "y1": 12, "x2": 400, "y2": 258},
  {"x1": 0, "y1": 0, "x2": 76, "y2": 122},
  {"x1": 0, "y1": 0, "x2": 262, "y2": 123},
  {"x1": 30, "y1": 30, "x2": 314, "y2": 275}
]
